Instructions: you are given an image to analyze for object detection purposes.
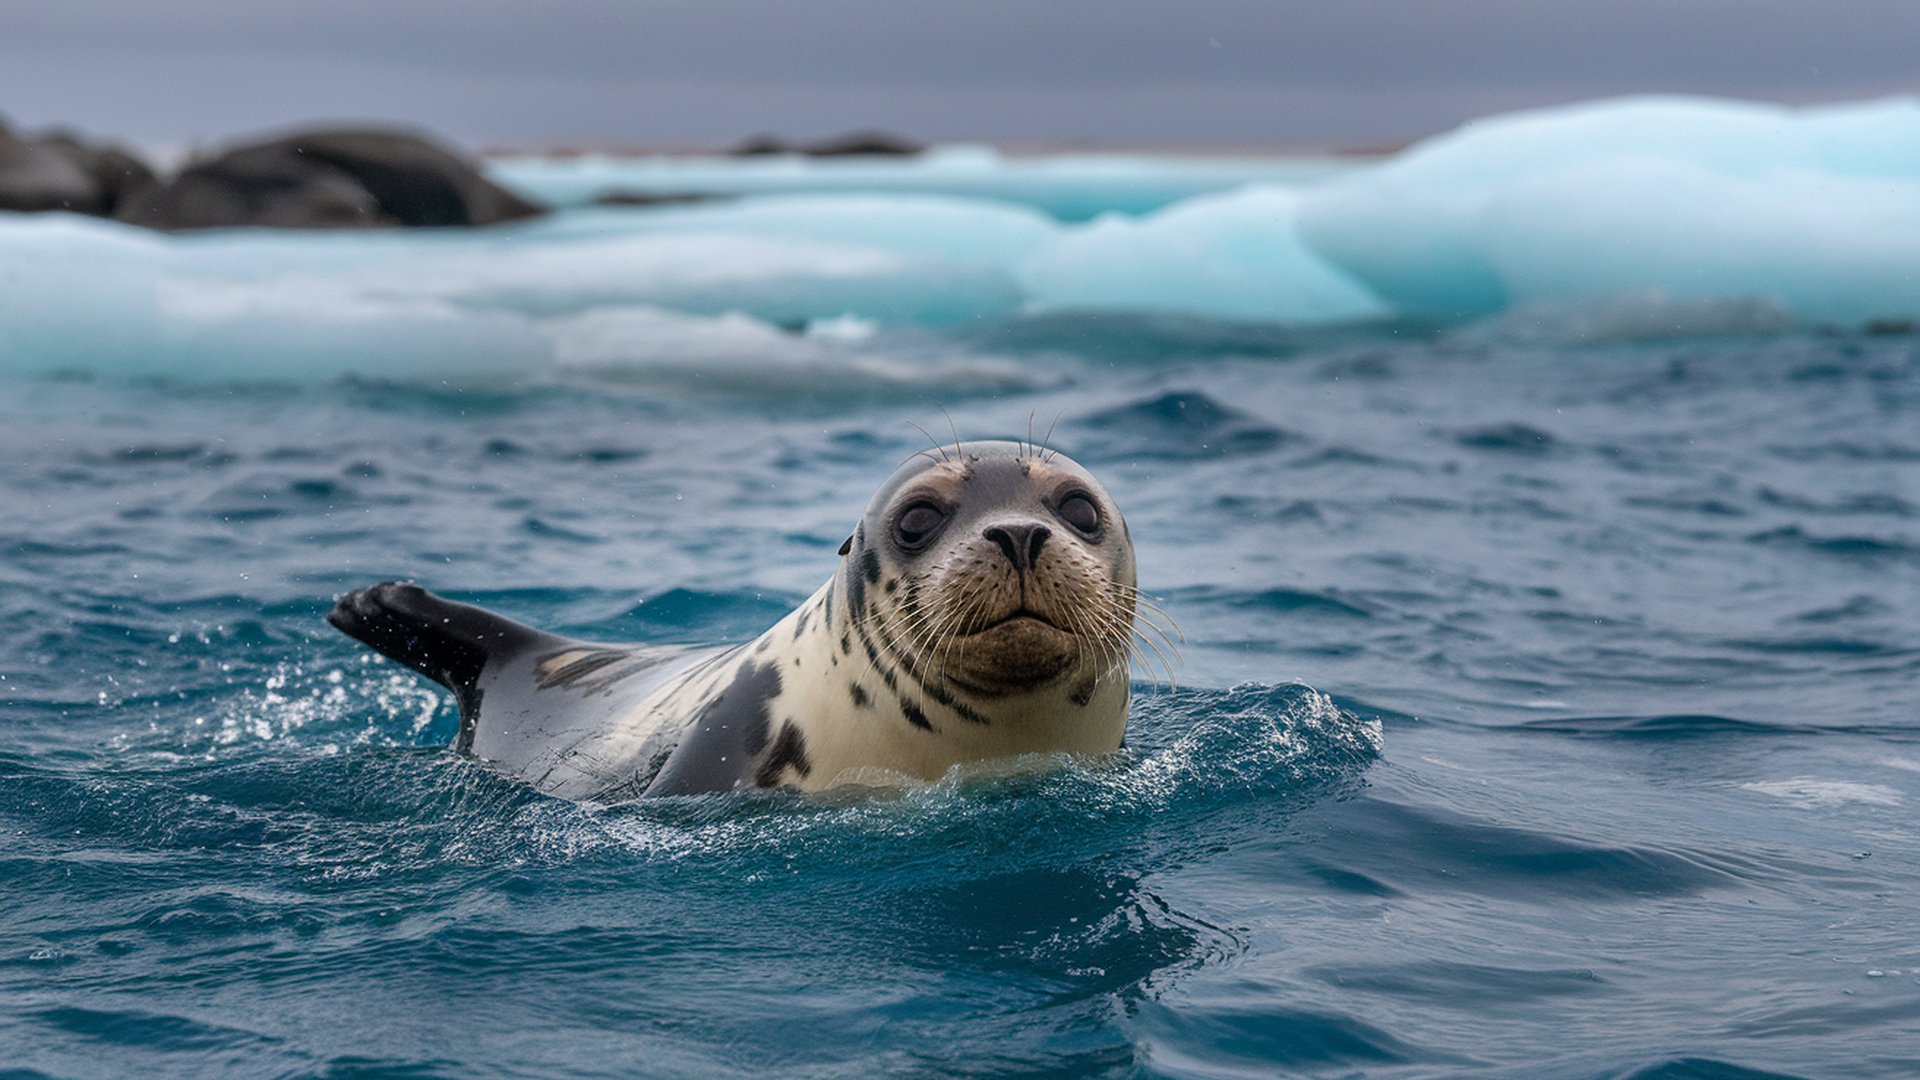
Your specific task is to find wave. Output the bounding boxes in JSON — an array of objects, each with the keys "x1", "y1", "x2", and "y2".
[{"x1": 1068, "y1": 390, "x2": 1298, "y2": 461}]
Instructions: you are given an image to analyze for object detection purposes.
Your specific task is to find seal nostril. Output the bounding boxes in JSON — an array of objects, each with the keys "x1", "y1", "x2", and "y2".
[
  {"x1": 1026, "y1": 525, "x2": 1051, "y2": 567},
  {"x1": 985, "y1": 526, "x2": 1019, "y2": 568},
  {"x1": 984, "y1": 523, "x2": 1051, "y2": 571}
]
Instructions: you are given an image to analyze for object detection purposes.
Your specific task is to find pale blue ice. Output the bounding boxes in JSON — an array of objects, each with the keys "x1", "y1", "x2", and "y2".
[{"x1": 6, "y1": 95, "x2": 1919, "y2": 379}]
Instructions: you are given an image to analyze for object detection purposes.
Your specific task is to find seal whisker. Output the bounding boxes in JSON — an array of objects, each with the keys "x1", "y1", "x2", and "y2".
[
  {"x1": 861, "y1": 579, "x2": 992, "y2": 725},
  {"x1": 1080, "y1": 593, "x2": 1139, "y2": 678},
  {"x1": 1135, "y1": 617, "x2": 1184, "y2": 662},
  {"x1": 1105, "y1": 587, "x2": 1186, "y2": 666},
  {"x1": 1121, "y1": 601, "x2": 1185, "y2": 645},
  {"x1": 1122, "y1": 601, "x2": 1185, "y2": 669},
  {"x1": 947, "y1": 581, "x2": 1004, "y2": 689},
  {"x1": 923, "y1": 583, "x2": 975, "y2": 670},
  {"x1": 1126, "y1": 619, "x2": 1181, "y2": 692},
  {"x1": 940, "y1": 406, "x2": 965, "y2": 464},
  {"x1": 1130, "y1": 641, "x2": 1174, "y2": 694},
  {"x1": 936, "y1": 588, "x2": 989, "y2": 677},
  {"x1": 936, "y1": 588, "x2": 1000, "y2": 710},
  {"x1": 906, "y1": 420, "x2": 951, "y2": 463},
  {"x1": 1076, "y1": 587, "x2": 1173, "y2": 691},
  {"x1": 855, "y1": 590, "x2": 941, "y2": 689},
  {"x1": 933, "y1": 581, "x2": 995, "y2": 689},
  {"x1": 1059, "y1": 595, "x2": 1104, "y2": 685},
  {"x1": 1109, "y1": 583, "x2": 1181, "y2": 626},
  {"x1": 893, "y1": 586, "x2": 975, "y2": 718},
  {"x1": 1073, "y1": 586, "x2": 1117, "y2": 679},
  {"x1": 1039, "y1": 411, "x2": 1064, "y2": 463}
]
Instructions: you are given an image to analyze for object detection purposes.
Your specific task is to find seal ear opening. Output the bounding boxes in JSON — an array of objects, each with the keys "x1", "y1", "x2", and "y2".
[{"x1": 838, "y1": 535, "x2": 853, "y2": 556}]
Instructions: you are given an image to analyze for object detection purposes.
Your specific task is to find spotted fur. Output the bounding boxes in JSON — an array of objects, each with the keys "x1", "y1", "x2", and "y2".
[{"x1": 328, "y1": 441, "x2": 1138, "y2": 799}]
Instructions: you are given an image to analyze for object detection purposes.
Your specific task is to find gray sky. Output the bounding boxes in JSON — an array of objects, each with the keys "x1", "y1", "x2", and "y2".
[{"x1": 3, "y1": 0, "x2": 1918, "y2": 151}]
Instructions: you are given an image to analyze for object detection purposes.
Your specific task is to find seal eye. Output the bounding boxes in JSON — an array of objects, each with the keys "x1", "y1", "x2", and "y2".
[
  {"x1": 1057, "y1": 491, "x2": 1101, "y2": 536},
  {"x1": 893, "y1": 502, "x2": 947, "y2": 550}
]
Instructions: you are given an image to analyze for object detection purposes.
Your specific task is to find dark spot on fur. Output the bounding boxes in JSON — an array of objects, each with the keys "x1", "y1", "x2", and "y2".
[
  {"x1": 1070, "y1": 678, "x2": 1096, "y2": 707},
  {"x1": 857, "y1": 628, "x2": 898, "y2": 692},
  {"x1": 845, "y1": 556, "x2": 867, "y2": 622},
  {"x1": 863, "y1": 613, "x2": 988, "y2": 724},
  {"x1": 841, "y1": 633, "x2": 852, "y2": 655},
  {"x1": 884, "y1": 578, "x2": 897, "y2": 594},
  {"x1": 726, "y1": 661, "x2": 782, "y2": 756},
  {"x1": 754, "y1": 638, "x2": 771, "y2": 655},
  {"x1": 900, "y1": 698, "x2": 932, "y2": 731},
  {"x1": 861, "y1": 548, "x2": 881, "y2": 584},
  {"x1": 792, "y1": 606, "x2": 810, "y2": 639},
  {"x1": 644, "y1": 658, "x2": 785, "y2": 796},
  {"x1": 849, "y1": 682, "x2": 871, "y2": 708},
  {"x1": 755, "y1": 721, "x2": 813, "y2": 787}
]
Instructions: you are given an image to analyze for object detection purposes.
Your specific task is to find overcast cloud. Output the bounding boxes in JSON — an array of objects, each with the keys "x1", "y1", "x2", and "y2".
[{"x1": 2, "y1": 0, "x2": 1917, "y2": 150}]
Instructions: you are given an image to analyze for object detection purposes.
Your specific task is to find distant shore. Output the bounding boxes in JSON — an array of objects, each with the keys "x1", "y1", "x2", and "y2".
[{"x1": 473, "y1": 139, "x2": 1405, "y2": 161}]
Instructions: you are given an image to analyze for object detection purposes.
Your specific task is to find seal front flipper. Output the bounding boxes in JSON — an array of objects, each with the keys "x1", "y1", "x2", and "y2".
[{"x1": 327, "y1": 581, "x2": 560, "y2": 752}]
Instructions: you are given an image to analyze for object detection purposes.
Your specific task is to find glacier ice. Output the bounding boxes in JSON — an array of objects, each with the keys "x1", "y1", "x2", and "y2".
[
  {"x1": 501, "y1": 95, "x2": 1920, "y2": 331},
  {"x1": 0, "y1": 209, "x2": 1026, "y2": 378},
  {"x1": 540, "y1": 193, "x2": 1059, "y2": 270},
  {"x1": 1018, "y1": 186, "x2": 1387, "y2": 323},
  {"x1": 9, "y1": 94, "x2": 1920, "y2": 381},
  {"x1": 488, "y1": 146, "x2": 1357, "y2": 221},
  {"x1": 1298, "y1": 95, "x2": 1920, "y2": 325}
]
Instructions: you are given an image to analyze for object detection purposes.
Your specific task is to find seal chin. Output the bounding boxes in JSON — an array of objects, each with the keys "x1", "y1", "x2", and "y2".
[{"x1": 947, "y1": 615, "x2": 1078, "y2": 692}]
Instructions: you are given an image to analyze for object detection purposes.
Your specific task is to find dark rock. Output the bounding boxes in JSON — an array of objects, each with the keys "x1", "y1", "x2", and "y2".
[
  {"x1": 805, "y1": 131, "x2": 924, "y2": 157},
  {"x1": 730, "y1": 130, "x2": 923, "y2": 158},
  {"x1": 590, "y1": 190, "x2": 730, "y2": 208},
  {"x1": 116, "y1": 143, "x2": 388, "y2": 229},
  {"x1": 0, "y1": 119, "x2": 153, "y2": 215},
  {"x1": 732, "y1": 134, "x2": 792, "y2": 157},
  {"x1": 0, "y1": 126, "x2": 94, "y2": 212},
  {"x1": 40, "y1": 134, "x2": 156, "y2": 214},
  {"x1": 115, "y1": 127, "x2": 545, "y2": 230}
]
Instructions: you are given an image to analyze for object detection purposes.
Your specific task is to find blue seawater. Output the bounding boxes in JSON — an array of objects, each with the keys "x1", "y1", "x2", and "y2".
[{"x1": 4, "y1": 97, "x2": 1920, "y2": 1077}]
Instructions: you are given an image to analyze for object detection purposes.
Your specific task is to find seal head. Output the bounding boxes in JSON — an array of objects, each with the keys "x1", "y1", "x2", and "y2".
[{"x1": 843, "y1": 441, "x2": 1135, "y2": 699}]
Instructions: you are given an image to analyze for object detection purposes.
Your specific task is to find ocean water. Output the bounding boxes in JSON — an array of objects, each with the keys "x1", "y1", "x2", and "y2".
[{"x1": 5, "y1": 98, "x2": 1920, "y2": 1078}]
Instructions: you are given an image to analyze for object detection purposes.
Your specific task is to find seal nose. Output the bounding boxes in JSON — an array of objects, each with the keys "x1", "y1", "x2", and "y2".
[{"x1": 984, "y1": 523, "x2": 1051, "y2": 572}]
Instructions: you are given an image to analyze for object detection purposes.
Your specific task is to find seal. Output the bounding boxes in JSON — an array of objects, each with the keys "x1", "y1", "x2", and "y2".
[{"x1": 327, "y1": 440, "x2": 1139, "y2": 799}]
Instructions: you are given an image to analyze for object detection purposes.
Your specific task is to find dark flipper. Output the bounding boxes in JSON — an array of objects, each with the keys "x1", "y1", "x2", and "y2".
[{"x1": 327, "y1": 582, "x2": 557, "y2": 751}]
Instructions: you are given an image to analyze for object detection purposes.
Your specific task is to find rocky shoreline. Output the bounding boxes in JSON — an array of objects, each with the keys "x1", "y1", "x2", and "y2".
[
  {"x1": 0, "y1": 119, "x2": 927, "y2": 231},
  {"x1": 0, "y1": 120, "x2": 545, "y2": 230}
]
